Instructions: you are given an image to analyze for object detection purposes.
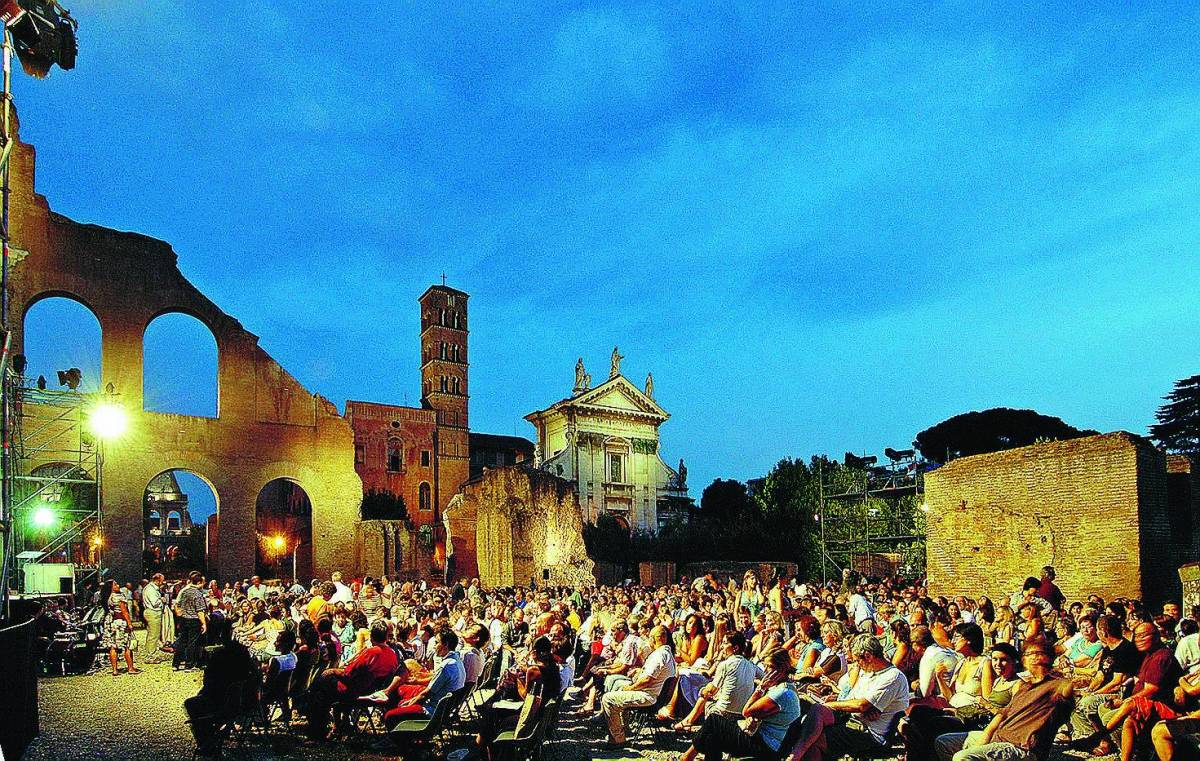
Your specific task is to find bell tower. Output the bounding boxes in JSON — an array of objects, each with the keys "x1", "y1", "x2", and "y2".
[{"x1": 419, "y1": 284, "x2": 470, "y2": 520}]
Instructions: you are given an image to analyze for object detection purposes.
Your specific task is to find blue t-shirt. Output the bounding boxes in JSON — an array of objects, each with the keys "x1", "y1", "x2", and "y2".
[{"x1": 760, "y1": 683, "x2": 801, "y2": 751}]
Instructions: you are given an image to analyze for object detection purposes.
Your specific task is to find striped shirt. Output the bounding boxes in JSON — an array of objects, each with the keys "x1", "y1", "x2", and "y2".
[{"x1": 176, "y1": 585, "x2": 207, "y2": 619}]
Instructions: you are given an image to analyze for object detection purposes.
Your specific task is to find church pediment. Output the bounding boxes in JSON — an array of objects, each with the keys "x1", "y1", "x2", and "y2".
[{"x1": 572, "y1": 376, "x2": 668, "y2": 420}]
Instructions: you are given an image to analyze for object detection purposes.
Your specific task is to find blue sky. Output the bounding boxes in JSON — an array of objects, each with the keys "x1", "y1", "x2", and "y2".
[{"x1": 16, "y1": 2, "x2": 1200, "y2": 517}]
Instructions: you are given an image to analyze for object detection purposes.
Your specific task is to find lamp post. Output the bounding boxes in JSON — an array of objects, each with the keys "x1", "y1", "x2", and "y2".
[{"x1": 272, "y1": 534, "x2": 296, "y2": 581}]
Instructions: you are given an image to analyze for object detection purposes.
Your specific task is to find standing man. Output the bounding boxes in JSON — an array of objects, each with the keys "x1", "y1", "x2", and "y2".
[
  {"x1": 142, "y1": 573, "x2": 166, "y2": 663},
  {"x1": 173, "y1": 571, "x2": 208, "y2": 670}
]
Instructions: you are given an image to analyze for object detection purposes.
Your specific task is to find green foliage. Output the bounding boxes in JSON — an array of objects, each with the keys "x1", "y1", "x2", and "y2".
[
  {"x1": 1150, "y1": 373, "x2": 1200, "y2": 454},
  {"x1": 914, "y1": 407, "x2": 1096, "y2": 464},
  {"x1": 361, "y1": 489, "x2": 409, "y2": 522},
  {"x1": 699, "y1": 479, "x2": 751, "y2": 524}
]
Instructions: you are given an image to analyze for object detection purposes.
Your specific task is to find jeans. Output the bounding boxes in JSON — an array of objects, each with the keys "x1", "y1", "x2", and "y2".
[{"x1": 934, "y1": 731, "x2": 1034, "y2": 761}]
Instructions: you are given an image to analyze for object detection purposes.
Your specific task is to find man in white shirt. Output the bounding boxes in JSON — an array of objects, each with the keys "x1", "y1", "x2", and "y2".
[
  {"x1": 913, "y1": 625, "x2": 960, "y2": 697},
  {"x1": 848, "y1": 586, "x2": 877, "y2": 632},
  {"x1": 141, "y1": 573, "x2": 166, "y2": 662},
  {"x1": 246, "y1": 576, "x2": 267, "y2": 601},
  {"x1": 790, "y1": 634, "x2": 912, "y2": 759},
  {"x1": 460, "y1": 624, "x2": 489, "y2": 684},
  {"x1": 329, "y1": 571, "x2": 353, "y2": 605},
  {"x1": 601, "y1": 625, "x2": 676, "y2": 747},
  {"x1": 1175, "y1": 622, "x2": 1200, "y2": 675}
]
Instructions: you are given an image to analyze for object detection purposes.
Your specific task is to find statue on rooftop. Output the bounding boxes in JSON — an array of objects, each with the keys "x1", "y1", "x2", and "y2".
[
  {"x1": 574, "y1": 357, "x2": 590, "y2": 393},
  {"x1": 645, "y1": 372, "x2": 655, "y2": 399},
  {"x1": 610, "y1": 346, "x2": 624, "y2": 378}
]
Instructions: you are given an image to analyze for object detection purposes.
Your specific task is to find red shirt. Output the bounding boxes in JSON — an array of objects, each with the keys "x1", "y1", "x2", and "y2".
[{"x1": 343, "y1": 643, "x2": 399, "y2": 695}]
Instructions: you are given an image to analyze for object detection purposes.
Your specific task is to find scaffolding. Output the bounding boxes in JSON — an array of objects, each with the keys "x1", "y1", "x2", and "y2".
[
  {"x1": 817, "y1": 456, "x2": 925, "y2": 584},
  {"x1": 3, "y1": 374, "x2": 105, "y2": 598}
]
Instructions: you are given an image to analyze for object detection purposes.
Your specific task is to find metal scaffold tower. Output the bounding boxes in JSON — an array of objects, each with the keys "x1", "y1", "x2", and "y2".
[
  {"x1": 4, "y1": 376, "x2": 105, "y2": 597},
  {"x1": 817, "y1": 450, "x2": 927, "y2": 584}
]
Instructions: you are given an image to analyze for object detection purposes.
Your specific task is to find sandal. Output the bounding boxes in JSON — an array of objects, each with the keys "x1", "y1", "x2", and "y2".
[
  {"x1": 672, "y1": 721, "x2": 695, "y2": 732},
  {"x1": 127, "y1": 668, "x2": 143, "y2": 674}
]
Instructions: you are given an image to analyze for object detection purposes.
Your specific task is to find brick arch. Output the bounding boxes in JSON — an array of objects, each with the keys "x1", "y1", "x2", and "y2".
[
  {"x1": 7, "y1": 128, "x2": 363, "y2": 585},
  {"x1": 141, "y1": 309, "x2": 221, "y2": 417}
]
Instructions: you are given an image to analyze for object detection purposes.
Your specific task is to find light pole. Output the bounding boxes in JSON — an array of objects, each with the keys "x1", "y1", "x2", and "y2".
[{"x1": 272, "y1": 534, "x2": 296, "y2": 582}]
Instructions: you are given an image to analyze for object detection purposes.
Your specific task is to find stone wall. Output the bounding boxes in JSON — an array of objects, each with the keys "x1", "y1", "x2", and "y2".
[
  {"x1": 8, "y1": 114, "x2": 363, "y2": 584},
  {"x1": 925, "y1": 432, "x2": 1190, "y2": 606},
  {"x1": 444, "y1": 465, "x2": 594, "y2": 589}
]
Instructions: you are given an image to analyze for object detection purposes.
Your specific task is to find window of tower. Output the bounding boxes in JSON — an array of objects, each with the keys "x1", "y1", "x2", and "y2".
[
  {"x1": 452, "y1": 311, "x2": 460, "y2": 329},
  {"x1": 419, "y1": 482, "x2": 432, "y2": 511},
  {"x1": 451, "y1": 377, "x2": 460, "y2": 394},
  {"x1": 440, "y1": 376, "x2": 448, "y2": 393},
  {"x1": 387, "y1": 439, "x2": 403, "y2": 472}
]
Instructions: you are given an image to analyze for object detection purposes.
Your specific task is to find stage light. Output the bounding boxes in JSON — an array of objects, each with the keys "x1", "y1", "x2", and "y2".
[
  {"x1": 32, "y1": 505, "x2": 55, "y2": 528},
  {"x1": 91, "y1": 534, "x2": 102, "y2": 547},
  {"x1": 89, "y1": 402, "x2": 127, "y2": 439},
  {"x1": 884, "y1": 447, "x2": 915, "y2": 462},
  {"x1": 844, "y1": 452, "x2": 877, "y2": 469},
  {"x1": 56, "y1": 367, "x2": 81, "y2": 390},
  {"x1": 3, "y1": 0, "x2": 77, "y2": 79},
  {"x1": 272, "y1": 535, "x2": 286, "y2": 551}
]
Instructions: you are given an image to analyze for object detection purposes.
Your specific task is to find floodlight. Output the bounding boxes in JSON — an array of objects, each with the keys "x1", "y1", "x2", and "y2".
[
  {"x1": 56, "y1": 367, "x2": 81, "y2": 389},
  {"x1": 919, "y1": 502, "x2": 930, "y2": 513},
  {"x1": 844, "y1": 452, "x2": 877, "y2": 469},
  {"x1": 32, "y1": 505, "x2": 55, "y2": 527},
  {"x1": 89, "y1": 402, "x2": 127, "y2": 439},
  {"x1": 3, "y1": 0, "x2": 77, "y2": 79},
  {"x1": 91, "y1": 534, "x2": 102, "y2": 547},
  {"x1": 884, "y1": 447, "x2": 915, "y2": 462},
  {"x1": 272, "y1": 535, "x2": 286, "y2": 551}
]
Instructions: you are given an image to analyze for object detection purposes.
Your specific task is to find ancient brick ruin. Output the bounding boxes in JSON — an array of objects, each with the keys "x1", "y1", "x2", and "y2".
[
  {"x1": 925, "y1": 432, "x2": 1198, "y2": 605},
  {"x1": 444, "y1": 465, "x2": 595, "y2": 588},
  {"x1": 8, "y1": 118, "x2": 363, "y2": 584}
]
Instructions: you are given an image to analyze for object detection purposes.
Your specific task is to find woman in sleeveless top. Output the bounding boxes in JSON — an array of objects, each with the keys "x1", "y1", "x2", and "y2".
[{"x1": 100, "y1": 579, "x2": 142, "y2": 676}]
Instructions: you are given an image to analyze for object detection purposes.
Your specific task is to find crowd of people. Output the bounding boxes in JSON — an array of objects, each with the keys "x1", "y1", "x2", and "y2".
[{"x1": 79, "y1": 564, "x2": 1200, "y2": 760}]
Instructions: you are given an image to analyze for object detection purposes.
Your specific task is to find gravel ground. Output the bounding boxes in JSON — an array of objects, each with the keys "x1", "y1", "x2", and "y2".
[{"x1": 24, "y1": 632, "x2": 1101, "y2": 761}]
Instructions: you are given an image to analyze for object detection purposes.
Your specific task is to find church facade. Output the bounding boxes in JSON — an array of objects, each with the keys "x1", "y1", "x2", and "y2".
[{"x1": 524, "y1": 349, "x2": 691, "y2": 533}]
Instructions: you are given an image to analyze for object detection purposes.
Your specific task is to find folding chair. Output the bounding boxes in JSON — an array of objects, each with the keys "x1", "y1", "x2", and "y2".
[{"x1": 626, "y1": 675, "x2": 677, "y2": 737}]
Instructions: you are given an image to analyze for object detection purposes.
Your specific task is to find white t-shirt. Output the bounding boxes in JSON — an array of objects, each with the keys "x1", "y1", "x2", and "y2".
[
  {"x1": 1176, "y1": 632, "x2": 1200, "y2": 675},
  {"x1": 639, "y1": 645, "x2": 677, "y2": 698},
  {"x1": 849, "y1": 665, "x2": 911, "y2": 741},
  {"x1": 709, "y1": 655, "x2": 762, "y2": 716},
  {"x1": 918, "y1": 645, "x2": 961, "y2": 698},
  {"x1": 848, "y1": 594, "x2": 876, "y2": 627},
  {"x1": 330, "y1": 581, "x2": 353, "y2": 604}
]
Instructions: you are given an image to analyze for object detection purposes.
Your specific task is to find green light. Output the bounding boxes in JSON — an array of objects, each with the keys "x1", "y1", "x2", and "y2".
[{"x1": 33, "y1": 506, "x2": 56, "y2": 528}]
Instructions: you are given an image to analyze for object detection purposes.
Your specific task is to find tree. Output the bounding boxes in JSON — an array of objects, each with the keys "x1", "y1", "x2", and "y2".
[
  {"x1": 1151, "y1": 374, "x2": 1200, "y2": 454},
  {"x1": 361, "y1": 489, "x2": 409, "y2": 521},
  {"x1": 582, "y1": 512, "x2": 632, "y2": 562},
  {"x1": 914, "y1": 408, "x2": 1096, "y2": 463},
  {"x1": 699, "y1": 479, "x2": 751, "y2": 524}
]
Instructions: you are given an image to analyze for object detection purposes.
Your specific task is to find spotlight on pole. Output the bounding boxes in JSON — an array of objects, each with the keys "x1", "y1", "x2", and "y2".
[
  {"x1": 1, "y1": 0, "x2": 77, "y2": 79},
  {"x1": 272, "y1": 535, "x2": 286, "y2": 552},
  {"x1": 844, "y1": 452, "x2": 877, "y2": 469},
  {"x1": 56, "y1": 367, "x2": 81, "y2": 390},
  {"x1": 89, "y1": 402, "x2": 127, "y2": 439}
]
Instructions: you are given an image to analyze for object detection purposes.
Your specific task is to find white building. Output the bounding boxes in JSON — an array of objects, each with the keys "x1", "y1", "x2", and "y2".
[{"x1": 524, "y1": 350, "x2": 691, "y2": 533}]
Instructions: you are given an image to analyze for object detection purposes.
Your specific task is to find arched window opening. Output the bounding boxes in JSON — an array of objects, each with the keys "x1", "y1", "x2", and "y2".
[
  {"x1": 255, "y1": 478, "x2": 313, "y2": 581},
  {"x1": 143, "y1": 469, "x2": 218, "y2": 578},
  {"x1": 387, "y1": 438, "x2": 403, "y2": 472},
  {"x1": 143, "y1": 312, "x2": 218, "y2": 417},
  {"x1": 22, "y1": 296, "x2": 102, "y2": 392},
  {"x1": 419, "y1": 482, "x2": 432, "y2": 512}
]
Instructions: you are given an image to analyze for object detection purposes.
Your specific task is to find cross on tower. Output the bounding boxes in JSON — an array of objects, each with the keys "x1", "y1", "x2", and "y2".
[{"x1": 441, "y1": 272, "x2": 447, "y2": 287}]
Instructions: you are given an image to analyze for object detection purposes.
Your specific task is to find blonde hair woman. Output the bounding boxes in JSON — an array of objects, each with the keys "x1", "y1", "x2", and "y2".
[{"x1": 737, "y1": 570, "x2": 765, "y2": 618}]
